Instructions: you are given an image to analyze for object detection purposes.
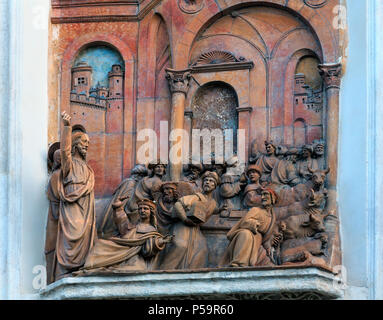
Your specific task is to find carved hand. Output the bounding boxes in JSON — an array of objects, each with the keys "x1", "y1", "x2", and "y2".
[
  {"x1": 158, "y1": 234, "x2": 174, "y2": 246},
  {"x1": 61, "y1": 111, "x2": 71, "y2": 126},
  {"x1": 112, "y1": 199, "x2": 125, "y2": 210},
  {"x1": 163, "y1": 234, "x2": 174, "y2": 243},
  {"x1": 219, "y1": 204, "x2": 228, "y2": 212}
]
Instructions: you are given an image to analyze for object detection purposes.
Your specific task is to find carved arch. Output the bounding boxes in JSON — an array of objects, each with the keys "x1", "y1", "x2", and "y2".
[{"x1": 173, "y1": 0, "x2": 338, "y2": 69}]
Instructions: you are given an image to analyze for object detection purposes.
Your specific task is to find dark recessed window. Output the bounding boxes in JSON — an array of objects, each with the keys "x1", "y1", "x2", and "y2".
[{"x1": 77, "y1": 77, "x2": 87, "y2": 85}]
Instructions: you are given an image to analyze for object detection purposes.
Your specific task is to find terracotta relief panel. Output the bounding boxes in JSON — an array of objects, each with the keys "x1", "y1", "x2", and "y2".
[{"x1": 46, "y1": 0, "x2": 344, "y2": 284}]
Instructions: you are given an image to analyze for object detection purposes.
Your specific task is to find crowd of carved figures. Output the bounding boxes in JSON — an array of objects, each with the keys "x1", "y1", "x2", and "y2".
[{"x1": 45, "y1": 112, "x2": 337, "y2": 284}]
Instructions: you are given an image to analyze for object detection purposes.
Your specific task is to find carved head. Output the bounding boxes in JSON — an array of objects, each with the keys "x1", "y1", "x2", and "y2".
[
  {"x1": 186, "y1": 163, "x2": 203, "y2": 180},
  {"x1": 161, "y1": 182, "x2": 178, "y2": 203},
  {"x1": 130, "y1": 164, "x2": 149, "y2": 181},
  {"x1": 301, "y1": 145, "x2": 314, "y2": 159},
  {"x1": 307, "y1": 189, "x2": 327, "y2": 208},
  {"x1": 137, "y1": 199, "x2": 157, "y2": 227},
  {"x1": 308, "y1": 167, "x2": 330, "y2": 189},
  {"x1": 201, "y1": 171, "x2": 219, "y2": 192},
  {"x1": 148, "y1": 163, "x2": 167, "y2": 177},
  {"x1": 245, "y1": 164, "x2": 262, "y2": 183},
  {"x1": 261, "y1": 188, "x2": 278, "y2": 206},
  {"x1": 313, "y1": 140, "x2": 325, "y2": 157},
  {"x1": 265, "y1": 141, "x2": 276, "y2": 155},
  {"x1": 72, "y1": 132, "x2": 89, "y2": 159},
  {"x1": 302, "y1": 213, "x2": 326, "y2": 233}
]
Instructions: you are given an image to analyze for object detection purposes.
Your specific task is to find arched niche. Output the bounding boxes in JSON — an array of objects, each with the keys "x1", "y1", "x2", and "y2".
[
  {"x1": 187, "y1": 4, "x2": 322, "y2": 153},
  {"x1": 67, "y1": 42, "x2": 127, "y2": 197},
  {"x1": 188, "y1": 81, "x2": 239, "y2": 160}
]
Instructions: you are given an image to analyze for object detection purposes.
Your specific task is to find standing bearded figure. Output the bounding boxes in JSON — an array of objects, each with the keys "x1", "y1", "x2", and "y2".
[
  {"x1": 159, "y1": 171, "x2": 223, "y2": 270},
  {"x1": 55, "y1": 111, "x2": 97, "y2": 279},
  {"x1": 156, "y1": 182, "x2": 179, "y2": 235}
]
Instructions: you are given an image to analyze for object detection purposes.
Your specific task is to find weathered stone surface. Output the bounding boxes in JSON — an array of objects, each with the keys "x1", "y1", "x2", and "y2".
[{"x1": 40, "y1": 267, "x2": 344, "y2": 300}]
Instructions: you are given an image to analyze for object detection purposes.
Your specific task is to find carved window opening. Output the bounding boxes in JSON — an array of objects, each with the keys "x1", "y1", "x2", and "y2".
[{"x1": 190, "y1": 82, "x2": 239, "y2": 159}]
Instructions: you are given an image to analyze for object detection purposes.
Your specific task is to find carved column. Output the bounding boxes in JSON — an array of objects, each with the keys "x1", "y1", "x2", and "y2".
[
  {"x1": 237, "y1": 107, "x2": 252, "y2": 163},
  {"x1": 319, "y1": 63, "x2": 342, "y2": 267},
  {"x1": 319, "y1": 63, "x2": 342, "y2": 212},
  {"x1": 166, "y1": 68, "x2": 192, "y2": 181}
]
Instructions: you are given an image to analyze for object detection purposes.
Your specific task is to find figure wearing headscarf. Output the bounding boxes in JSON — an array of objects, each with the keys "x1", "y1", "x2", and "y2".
[
  {"x1": 158, "y1": 172, "x2": 222, "y2": 270},
  {"x1": 99, "y1": 164, "x2": 148, "y2": 238},
  {"x1": 220, "y1": 189, "x2": 280, "y2": 267},
  {"x1": 82, "y1": 199, "x2": 172, "y2": 273},
  {"x1": 55, "y1": 112, "x2": 97, "y2": 279}
]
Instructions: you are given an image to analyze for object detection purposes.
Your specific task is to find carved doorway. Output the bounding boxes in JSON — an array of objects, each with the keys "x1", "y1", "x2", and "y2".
[{"x1": 190, "y1": 81, "x2": 238, "y2": 162}]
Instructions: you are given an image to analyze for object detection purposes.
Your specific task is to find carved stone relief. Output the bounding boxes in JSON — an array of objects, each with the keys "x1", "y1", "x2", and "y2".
[{"x1": 47, "y1": 0, "x2": 343, "y2": 287}]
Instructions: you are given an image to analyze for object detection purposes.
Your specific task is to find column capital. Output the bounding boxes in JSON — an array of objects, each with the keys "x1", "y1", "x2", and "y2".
[
  {"x1": 165, "y1": 68, "x2": 192, "y2": 95},
  {"x1": 318, "y1": 63, "x2": 342, "y2": 90}
]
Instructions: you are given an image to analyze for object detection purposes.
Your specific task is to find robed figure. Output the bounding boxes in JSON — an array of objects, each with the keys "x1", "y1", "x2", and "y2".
[
  {"x1": 220, "y1": 189, "x2": 280, "y2": 267},
  {"x1": 55, "y1": 112, "x2": 97, "y2": 279},
  {"x1": 159, "y1": 172, "x2": 223, "y2": 270},
  {"x1": 81, "y1": 199, "x2": 172, "y2": 272}
]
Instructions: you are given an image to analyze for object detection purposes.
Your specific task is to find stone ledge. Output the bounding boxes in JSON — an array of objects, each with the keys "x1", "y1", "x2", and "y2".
[{"x1": 40, "y1": 267, "x2": 344, "y2": 300}]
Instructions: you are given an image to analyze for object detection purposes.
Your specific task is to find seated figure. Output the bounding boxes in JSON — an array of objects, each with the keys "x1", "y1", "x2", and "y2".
[
  {"x1": 220, "y1": 189, "x2": 281, "y2": 267},
  {"x1": 81, "y1": 199, "x2": 172, "y2": 273}
]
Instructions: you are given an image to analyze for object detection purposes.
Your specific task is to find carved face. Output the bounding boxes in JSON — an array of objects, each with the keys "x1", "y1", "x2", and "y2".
[
  {"x1": 188, "y1": 168, "x2": 200, "y2": 180},
  {"x1": 163, "y1": 186, "x2": 176, "y2": 202},
  {"x1": 311, "y1": 172, "x2": 326, "y2": 188},
  {"x1": 53, "y1": 149, "x2": 61, "y2": 169},
  {"x1": 138, "y1": 204, "x2": 151, "y2": 222},
  {"x1": 309, "y1": 214, "x2": 326, "y2": 233},
  {"x1": 266, "y1": 144, "x2": 275, "y2": 155},
  {"x1": 261, "y1": 191, "x2": 272, "y2": 207},
  {"x1": 202, "y1": 177, "x2": 216, "y2": 193},
  {"x1": 75, "y1": 134, "x2": 89, "y2": 159},
  {"x1": 302, "y1": 148, "x2": 311, "y2": 159},
  {"x1": 247, "y1": 170, "x2": 260, "y2": 183},
  {"x1": 154, "y1": 164, "x2": 166, "y2": 176},
  {"x1": 314, "y1": 144, "x2": 325, "y2": 156}
]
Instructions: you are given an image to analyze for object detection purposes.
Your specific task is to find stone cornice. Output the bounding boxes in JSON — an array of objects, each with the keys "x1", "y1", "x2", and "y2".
[
  {"x1": 40, "y1": 267, "x2": 344, "y2": 300},
  {"x1": 191, "y1": 61, "x2": 254, "y2": 74},
  {"x1": 51, "y1": 0, "x2": 162, "y2": 24}
]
